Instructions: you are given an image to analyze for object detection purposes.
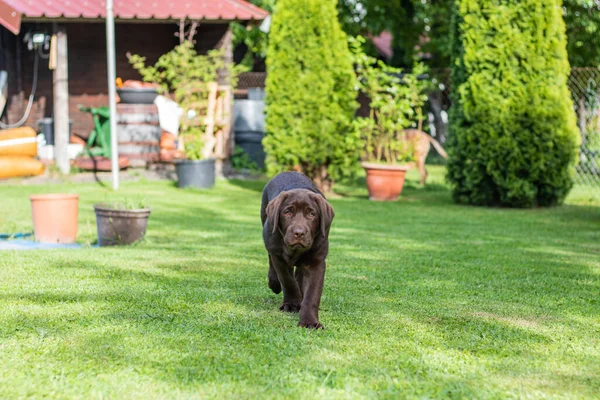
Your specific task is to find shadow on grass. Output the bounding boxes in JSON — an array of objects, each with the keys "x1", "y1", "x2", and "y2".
[
  {"x1": 3, "y1": 238, "x2": 598, "y2": 396},
  {"x1": 227, "y1": 178, "x2": 267, "y2": 193}
]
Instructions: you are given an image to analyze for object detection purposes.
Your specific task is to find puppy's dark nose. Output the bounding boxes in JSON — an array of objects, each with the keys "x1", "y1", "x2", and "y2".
[{"x1": 293, "y1": 228, "x2": 306, "y2": 240}]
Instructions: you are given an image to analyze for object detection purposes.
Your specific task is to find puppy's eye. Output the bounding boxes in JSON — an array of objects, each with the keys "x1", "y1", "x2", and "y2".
[
  {"x1": 308, "y1": 211, "x2": 316, "y2": 218},
  {"x1": 284, "y1": 209, "x2": 293, "y2": 216}
]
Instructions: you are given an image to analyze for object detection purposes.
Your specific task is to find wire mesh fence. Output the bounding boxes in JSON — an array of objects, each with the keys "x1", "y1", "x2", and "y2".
[
  {"x1": 569, "y1": 68, "x2": 600, "y2": 199},
  {"x1": 236, "y1": 72, "x2": 267, "y2": 98}
]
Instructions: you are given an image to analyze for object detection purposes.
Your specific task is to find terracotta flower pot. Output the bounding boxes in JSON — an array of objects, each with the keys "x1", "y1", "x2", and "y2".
[
  {"x1": 30, "y1": 194, "x2": 79, "y2": 243},
  {"x1": 362, "y1": 162, "x2": 411, "y2": 201},
  {"x1": 94, "y1": 205, "x2": 151, "y2": 246}
]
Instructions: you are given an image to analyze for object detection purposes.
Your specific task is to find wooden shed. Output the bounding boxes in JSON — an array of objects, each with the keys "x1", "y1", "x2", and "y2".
[{"x1": 0, "y1": 0, "x2": 268, "y2": 171}]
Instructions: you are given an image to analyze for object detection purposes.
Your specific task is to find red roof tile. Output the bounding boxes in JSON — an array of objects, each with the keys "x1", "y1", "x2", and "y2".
[
  {"x1": 0, "y1": 0, "x2": 21, "y2": 34},
  {"x1": 2, "y1": 0, "x2": 268, "y2": 22}
]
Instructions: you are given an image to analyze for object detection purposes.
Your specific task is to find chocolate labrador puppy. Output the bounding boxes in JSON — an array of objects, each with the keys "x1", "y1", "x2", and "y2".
[{"x1": 260, "y1": 172, "x2": 335, "y2": 329}]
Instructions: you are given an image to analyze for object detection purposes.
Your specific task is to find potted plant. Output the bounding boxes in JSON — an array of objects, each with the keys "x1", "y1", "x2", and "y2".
[
  {"x1": 93, "y1": 199, "x2": 151, "y2": 246},
  {"x1": 129, "y1": 32, "x2": 245, "y2": 189},
  {"x1": 173, "y1": 119, "x2": 215, "y2": 189},
  {"x1": 30, "y1": 193, "x2": 79, "y2": 244},
  {"x1": 351, "y1": 36, "x2": 430, "y2": 201}
]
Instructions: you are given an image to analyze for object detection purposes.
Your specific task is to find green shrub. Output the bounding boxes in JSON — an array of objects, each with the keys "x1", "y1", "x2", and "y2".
[
  {"x1": 129, "y1": 42, "x2": 245, "y2": 161},
  {"x1": 97, "y1": 197, "x2": 149, "y2": 210},
  {"x1": 350, "y1": 36, "x2": 430, "y2": 165},
  {"x1": 448, "y1": 0, "x2": 580, "y2": 207},
  {"x1": 264, "y1": 0, "x2": 359, "y2": 192},
  {"x1": 231, "y1": 146, "x2": 261, "y2": 173}
]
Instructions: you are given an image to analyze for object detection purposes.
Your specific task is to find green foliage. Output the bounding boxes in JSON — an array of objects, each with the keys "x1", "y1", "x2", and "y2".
[
  {"x1": 448, "y1": 0, "x2": 580, "y2": 207},
  {"x1": 350, "y1": 36, "x2": 431, "y2": 164},
  {"x1": 231, "y1": 146, "x2": 261, "y2": 172},
  {"x1": 180, "y1": 126, "x2": 205, "y2": 161},
  {"x1": 239, "y1": 1, "x2": 600, "y2": 70},
  {"x1": 128, "y1": 42, "x2": 226, "y2": 99},
  {"x1": 338, "y1": 0, "x2": 600, "y2": 68},
  {"x1": 264, "y1": 0, "x2": 359, "y2": 191},
  {"x1": 129, "y1": 42, "x2": 245, "y2": 161},
  {"x1": 97, "y1": 197, "x2": 150, "y2": 211},
  {"x1": 564, "y1": 0, "x2": 600, "y2": 67},
  {"x1": 338, "y1": 0, "x2": 453, "y2": 68},
  {"x1": 232, "y1": 0, "x2": 275, "y2": 69}
]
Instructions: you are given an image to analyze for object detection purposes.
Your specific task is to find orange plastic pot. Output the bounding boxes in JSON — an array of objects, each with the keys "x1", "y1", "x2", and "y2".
[
  {"x1": 30, "y1": 194, "x2": 79, "y2": 244},
  {"x1": 362, "y1": 162, "x2": 411, "y2": 201}
]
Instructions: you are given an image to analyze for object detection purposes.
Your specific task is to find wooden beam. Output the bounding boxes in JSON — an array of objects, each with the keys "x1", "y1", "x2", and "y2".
[
  {"x1": 216, "y1": 26, "x2": 234, "y2": 177},
  {"x1": 53, "y1": 26, "x2": 70, "y2": 174}
]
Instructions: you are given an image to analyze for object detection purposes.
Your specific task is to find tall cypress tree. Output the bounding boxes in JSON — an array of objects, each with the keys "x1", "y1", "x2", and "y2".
[
  {"x1": 264, "y1": 0, "x2": 359, "y2": 192},
  {"x1": 447, "y1": 0, "x2": 580, "y2": 207}
]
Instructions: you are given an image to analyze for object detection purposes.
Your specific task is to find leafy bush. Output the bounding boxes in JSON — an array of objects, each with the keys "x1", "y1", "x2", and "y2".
[
  {"x1": 264, "y1": 0, "x2": 359, "y2": 192},
  {"x1": 129, "y1": 42, "x2": 244, "y2": 161},
  {"x1": 231, "y1": 0, "x2": 275, "y2": 70},
  {"x1": 97, "y1": 197, "x2": 149, "y2": 210},
  {"x1": 128, "y1": 42, "x2": 227, "y2": 98},
  {"x1": 448, "y1": 0, "x2": 580, "y2": 207},
  {"x1": 350, "y1": 36, "x2": 430, "y2": 164},
  {"x1": 231, "y1": 146, "x2": 260, "y2": 172}
]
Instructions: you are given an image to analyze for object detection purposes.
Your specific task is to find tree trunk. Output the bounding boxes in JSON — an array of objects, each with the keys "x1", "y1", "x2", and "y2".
[
  {"x1": 311, "y1": 164, "x2": 333, "y2": 194},
  {"x1": 428, "y1": 91, "x2": 447, "y2": 144}
]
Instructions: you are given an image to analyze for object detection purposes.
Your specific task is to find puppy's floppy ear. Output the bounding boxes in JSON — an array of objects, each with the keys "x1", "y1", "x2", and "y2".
[
  {"x1": 266, "y1": 192, "x2": 289, "y2": 235},
  {"x1": 313, "y1": 194, "x2": 335, "y2": 238}
]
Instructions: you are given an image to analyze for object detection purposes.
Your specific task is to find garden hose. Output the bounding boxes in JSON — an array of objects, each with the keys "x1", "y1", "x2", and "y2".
[
  {"x1": 0, "y1": 50, "x2": 40, "y2": 129},
  {"x1": 0, "y1": 232, "x2": 33, "y2": 240}
]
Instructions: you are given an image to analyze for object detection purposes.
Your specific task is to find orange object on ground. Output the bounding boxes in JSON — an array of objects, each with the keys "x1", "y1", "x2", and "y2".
[
  {"x1": 30, "y1": 194, "x2": 79, "y2": 244},
  {"x1": 70, "y1": 135, "x2": 87, "y2": 146},
  {"x1": 361, "y1": 162, "x2": 411, "y2": 201},
  {"x1": 159, "y1": 148, "x2": 184, "y2": 162},
  {"x1": 122, "y1": 80, "x2": 159, "y2": 89},
  {"x1": 0, "y1": 156, "x2": 45, "y2": 179},
  {"x1": 0, "y1": 127, "x2": 38, "y2": 157},
  {"x1": 160, "y1": 131, "x2": 177, "y2": 150}
]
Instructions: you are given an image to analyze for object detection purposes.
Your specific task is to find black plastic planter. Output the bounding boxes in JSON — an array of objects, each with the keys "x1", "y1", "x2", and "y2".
[
  {"x1": 116, "y1": 88, "x2": 158, "y2": 104},
  {"x1": 174, "y1": 158, "x2": 215, "y2": 189},
  {"x1": 94, "y1": 205, "x2": 151, "y2": 246},
  {"x1": 37, "y1": 118, "x2": 72, "y2": 145},
  {"x1": 234, "y1": 99, "x2": 266, "y2": 169}
]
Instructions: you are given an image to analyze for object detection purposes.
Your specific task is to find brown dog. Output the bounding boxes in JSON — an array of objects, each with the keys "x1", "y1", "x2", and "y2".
[{"x1": 261, "y1": 172, "x2": 335, "y2": 329}]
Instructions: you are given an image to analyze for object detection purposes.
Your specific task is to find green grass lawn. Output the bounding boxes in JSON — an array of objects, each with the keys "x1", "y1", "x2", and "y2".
[{"x1": 1, "y1": 167, "x2": 599, "y2": 399}]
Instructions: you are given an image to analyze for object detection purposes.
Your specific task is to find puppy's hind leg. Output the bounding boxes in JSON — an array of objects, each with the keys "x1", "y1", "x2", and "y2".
[{"x1": 268, "y1": 255, "x2": 282, "y2": 294}]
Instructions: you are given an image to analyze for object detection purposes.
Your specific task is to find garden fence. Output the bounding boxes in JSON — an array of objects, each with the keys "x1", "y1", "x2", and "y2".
[
  {"x1": 238, "y1": 68, "x2": 600, "y2": 199},
  {"x1": 568, "y1": 68, "x2": 600, "y2": 198}
]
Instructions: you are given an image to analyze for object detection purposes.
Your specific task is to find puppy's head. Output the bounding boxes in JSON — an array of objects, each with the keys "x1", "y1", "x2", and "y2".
[{"x1": 266, "y1": 189, "x2": 335, "y2": 250}]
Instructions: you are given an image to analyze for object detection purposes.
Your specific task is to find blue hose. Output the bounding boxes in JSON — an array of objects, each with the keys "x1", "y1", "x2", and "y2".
[{"x1": 0, "y1": 233, "x2": 33, "y2": 240}]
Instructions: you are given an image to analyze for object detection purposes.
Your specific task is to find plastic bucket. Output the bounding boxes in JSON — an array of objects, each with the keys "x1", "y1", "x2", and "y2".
[
  {"x1": 37, "y1": 118, "x2": 72, "y2": 146},
  {"x1": 30, "y1": 194, "x2": 79, "y2": 243},
  {"x1": 174, "y1": 158, "x2": 216, "y2": 189}
]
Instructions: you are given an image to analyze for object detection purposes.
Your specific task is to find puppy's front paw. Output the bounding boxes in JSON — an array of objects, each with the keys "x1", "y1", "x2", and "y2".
[
  {"x1": 299, "y1": 320, "x2": 324, "y2": 329},
  {"x1": 268, "y1": 278, "x2": 282, "y2": 294},
  {"x1": 279, "y1": 302, "x2": 301, "y2": 313}
]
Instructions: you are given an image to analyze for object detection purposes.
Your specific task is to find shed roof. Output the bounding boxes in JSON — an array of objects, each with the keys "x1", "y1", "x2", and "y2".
[{"x1": 1, "y1": 0, "x2": 268, "y2": 34}]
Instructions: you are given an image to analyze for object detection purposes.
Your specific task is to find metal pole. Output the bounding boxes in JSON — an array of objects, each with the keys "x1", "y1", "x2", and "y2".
[
  {"x1": 53, "y1": 26, "x2": 70, "y2": 174},
  {"x1": 106, "y1": 0, "x2": 119, "y2": 190}
]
